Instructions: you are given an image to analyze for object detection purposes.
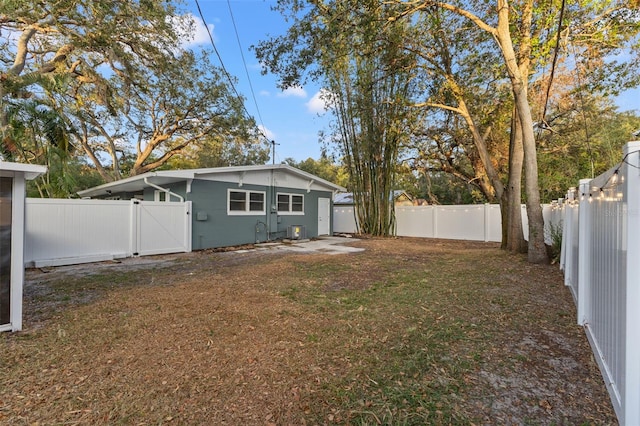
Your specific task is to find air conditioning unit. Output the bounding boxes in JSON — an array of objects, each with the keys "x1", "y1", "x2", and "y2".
[{"x1": 287, "y1": 225, "x2": 306, "y2": 240}]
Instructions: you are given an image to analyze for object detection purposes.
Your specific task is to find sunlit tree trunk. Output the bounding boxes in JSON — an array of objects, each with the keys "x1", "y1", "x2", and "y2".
[{"x1": 495, "y1": 0, "x2": 547, "y2": 263}]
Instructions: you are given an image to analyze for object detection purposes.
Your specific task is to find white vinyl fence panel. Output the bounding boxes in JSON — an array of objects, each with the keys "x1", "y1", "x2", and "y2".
[
  {"x1": 395, "y1": 204, "x2": 502, "y2": 242},
  {"x1": 25, "y1": 199, "x2": 132, "y2": 265},
  {"x1": 334, "y1": 203, "x2": 542, "y2": 243},
  {"x1": 25, "y1": 199, "x2": 191, "y2": 267},
  {"x1": 334, "y1": 202, "x2": 560, "y2": 244},
  {"x1": 560, "y1": 141, "x2": 640, "y2": 425},
  {"x1": 333, "y1": 206, "x2": 358, "y2": 234},
  {"x1": 560, "y1": 189, "x2": 580, "y2": 301}
]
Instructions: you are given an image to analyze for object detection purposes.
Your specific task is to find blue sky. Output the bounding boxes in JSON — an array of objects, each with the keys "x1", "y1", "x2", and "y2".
[
  {"x1": 183, "y1": 0, "x2": 640, "y2": 163},
  {"x1": 184, "y1": 0, "x2": 331, "y2": 163}
]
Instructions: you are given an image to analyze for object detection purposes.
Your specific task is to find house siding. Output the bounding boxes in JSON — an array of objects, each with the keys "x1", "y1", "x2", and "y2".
[
  {"x1": 189, "y1": 180, "x2": 260, "y2": 250},
  {"x1": 188, "y1": 180, "x2": 333, "y2": 250}
]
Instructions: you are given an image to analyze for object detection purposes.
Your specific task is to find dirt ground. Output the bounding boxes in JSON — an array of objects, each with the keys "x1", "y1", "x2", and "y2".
[{"x1": 1, "y1": 237, "x2": 616, "y2": 425}]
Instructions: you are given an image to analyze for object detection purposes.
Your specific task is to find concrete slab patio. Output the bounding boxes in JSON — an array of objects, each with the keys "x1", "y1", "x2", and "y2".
[
  {"x1": 260, "y1": 236, "x2": 365, "y2": 255},
  {"x1": 25, "y1": 236, "x2": 364, "y2": 283}
]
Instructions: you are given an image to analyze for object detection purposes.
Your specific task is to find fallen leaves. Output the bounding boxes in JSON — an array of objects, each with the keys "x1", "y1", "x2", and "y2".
[{"x1": 1, "y1": 238, "x2": 617, "y2": 424}]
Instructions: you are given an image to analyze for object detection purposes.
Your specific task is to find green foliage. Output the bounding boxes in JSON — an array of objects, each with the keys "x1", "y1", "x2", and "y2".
[
  {"x1": 26, "y1": 161, "x2": 104, "y2": 198},
  {"x1": 537, "y1": 99, "x2": 640, "y2": 202},
  {"x1": 2, "y1": 98, "x2": 79, "y2": 197},
  {"x1": 2, "y1": 0, "x2": 259, "y2": 190},
  {"x1": 330, "y1": 8, "x2": 418, "y2": 235},
  {"x1": 257, "y1": 0, "x2": 419, "y2": 236},
  {"x1": 166, "y1": 134, "x2": 270, "y2": 170},
  {"x1": 283, "y1": 156, "x2": 348, "y2": 188},
  {"x1": 545, "y1": 221, "x2": 563, "y2": 264}
]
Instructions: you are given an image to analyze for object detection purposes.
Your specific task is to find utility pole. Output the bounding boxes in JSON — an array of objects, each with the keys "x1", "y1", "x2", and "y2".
[{"x1": 271, "y1": 140, "x2": 279, "y2": 164}]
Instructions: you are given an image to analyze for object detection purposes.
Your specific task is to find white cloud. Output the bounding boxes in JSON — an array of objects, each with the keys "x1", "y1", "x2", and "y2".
[
  {"x1": 306, "y1": 89, "x2": 334, "y2": 114},
  {"x1": 259, "y1": 90, "x2": 271, "y2": 96},
  {"x1": 190, "y1": 16, "x2": 215, "y2": 45},
  {"x1": 258, "y1": 125, "x2": 276, "y2": 141},
  {"x1": 170, "y1": 13, "x2": 215, "y2": 49},
  {"x1": 278, "y1": 86, "x2": 307, "y2": 98}
]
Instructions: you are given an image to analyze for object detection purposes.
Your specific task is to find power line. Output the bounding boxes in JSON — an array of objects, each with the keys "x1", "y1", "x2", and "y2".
[
  {"x1": 540, "y1": 0, "x2": 566, "y2": 126},
  {"x1": 193, "y1": 0, "x2": 272, "y2": 145},
  {"x1": 570, "y1": 41, "x2": 595, "y2": 179},
  {"x1": 226, "y1": 0, "x2": 268, "y2": 140}
]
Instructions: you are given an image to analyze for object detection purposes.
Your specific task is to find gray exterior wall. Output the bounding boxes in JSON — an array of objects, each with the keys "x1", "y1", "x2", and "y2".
[{"x1": 113, "y1": 179, "x2": 333, "y2": 250}]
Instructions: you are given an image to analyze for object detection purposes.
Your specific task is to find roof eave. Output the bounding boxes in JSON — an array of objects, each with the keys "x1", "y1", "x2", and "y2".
[{"x1": 77, "y1": 165, "x2": 346, "y2": 197}]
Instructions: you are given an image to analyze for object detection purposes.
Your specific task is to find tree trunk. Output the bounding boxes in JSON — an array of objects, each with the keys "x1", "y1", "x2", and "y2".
[
  {"x1": 518, "y1": 96, "x2": 547, "y2": 263},
  {"x1": 496, "y1": 0, "x2": 548, "y2": 263},
  {"x1": 456, "y1": 95, "x2": 504, "y2": 201},
  {"x1": 503, "y1": 108, "x2": 526, "y2": 252}
]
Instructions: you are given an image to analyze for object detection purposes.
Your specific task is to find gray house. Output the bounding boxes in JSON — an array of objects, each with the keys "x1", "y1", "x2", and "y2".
[{"x1": 77, "y1": 164, "x2": 345, "y2": 250}]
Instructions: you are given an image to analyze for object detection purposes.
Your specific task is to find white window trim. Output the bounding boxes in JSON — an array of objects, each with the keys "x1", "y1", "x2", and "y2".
[
  {"x1": 277, "y1": 192, "x2": 305, "y2": 215},
  {"x1": 154, "y1": 190, "x2": 168, "y2": 202},
  {"x1": 227, "y1": 188, "x2": 266, "y2": 215}
]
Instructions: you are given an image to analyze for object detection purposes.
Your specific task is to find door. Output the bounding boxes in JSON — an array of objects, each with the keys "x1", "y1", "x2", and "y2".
[{"x1": 318, "y1": 197, "x2": 330, "y2": 236}]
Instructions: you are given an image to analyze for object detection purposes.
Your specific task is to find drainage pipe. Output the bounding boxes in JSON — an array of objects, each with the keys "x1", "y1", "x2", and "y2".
[{"x1": 144, "y1": 177, "x2": 184, "y2": 202}]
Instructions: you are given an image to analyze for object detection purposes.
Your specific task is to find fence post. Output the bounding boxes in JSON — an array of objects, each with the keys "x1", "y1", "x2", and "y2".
[
  {"x1": 560, "y1": 189, "x2": 575, "y2": 273},
  {"x1": 432, "y1": 205, "x2": 438, "y2": 239},
  {"x1": 129, "y1": 199, "x2": 139, "y2": 256},
  {"x1": 184, "y1": 201, "x2": 193, "y2": 253},
  {"x1": 623, "y1": 141, "x2": 640, "y2": 425},
  {"x1": 484, "y1": 203, "x2": 490, "y2": 242},
  {"x1": 577, "y1": 178, "x2": 592, "y2": 326}
]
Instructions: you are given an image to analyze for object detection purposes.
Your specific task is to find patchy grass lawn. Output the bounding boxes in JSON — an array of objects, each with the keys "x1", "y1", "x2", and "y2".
[{"x1": 1, "y1": 238, "x2": 615, "y2": 425}]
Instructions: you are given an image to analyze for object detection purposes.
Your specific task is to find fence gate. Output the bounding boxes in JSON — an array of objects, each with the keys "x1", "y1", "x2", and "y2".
[{"x1": 132, "y1": 200, "x2": 192, "y2": 256}]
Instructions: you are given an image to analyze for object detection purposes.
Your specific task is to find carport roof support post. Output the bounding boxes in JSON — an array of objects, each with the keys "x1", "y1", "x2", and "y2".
[{"x1": 0, "y1": 162, "x2": 46, "y2": 332}]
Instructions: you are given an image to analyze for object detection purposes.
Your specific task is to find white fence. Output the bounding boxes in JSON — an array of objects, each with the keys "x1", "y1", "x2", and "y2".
[
  {"x1": 559, "y1": 141, "x2": 640, "y2": 425},
  {"x1": 334, "y1": 203, "x2": 560, "y2": 244},
  {"x1": 25, "y1": 199, "x2": 192, "y2": 267},
  {"x1": 333, "y1": 206, "x2": 358, "y2": 234},
  {"x1": 395, "y1": 204, "x2": 503, "y2": 242}
]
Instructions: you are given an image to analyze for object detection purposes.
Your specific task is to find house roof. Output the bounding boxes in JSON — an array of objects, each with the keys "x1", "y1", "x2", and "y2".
[
  {"x1": 77, "y1": 164, "x2": 346, "y2": 198},
  {"x1": 0, "y1": 161, "x2": 47, "y2": 180},
  {"x1": 333, "y1": 190, "x2": 412, "y2": 205}
]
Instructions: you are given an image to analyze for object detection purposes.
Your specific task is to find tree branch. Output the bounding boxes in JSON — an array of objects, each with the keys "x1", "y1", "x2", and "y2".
[
  {"x1": 413, "y1": 101, "x2": 463, "y2": 114},
  {"x1": 8, "y1": 28, "x2": 37, "y2": 75},
  {"x1": 390, "y1": 1, "x2": 497, "y2": 36}
]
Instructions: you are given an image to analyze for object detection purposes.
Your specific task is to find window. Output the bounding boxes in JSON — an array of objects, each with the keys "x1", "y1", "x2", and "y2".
[
  {"x1": 249, "y1": 192, "x2": 264, "y2": 211},
  {"x1": 228, "y1": 189, "x2": 265, "y2": 215},
  {"x1": 154, "y1": 190, "x2": 168, "y2": 202},
  {"x1": 277, "y1": 193, "x2": 304, "y2": 215}
]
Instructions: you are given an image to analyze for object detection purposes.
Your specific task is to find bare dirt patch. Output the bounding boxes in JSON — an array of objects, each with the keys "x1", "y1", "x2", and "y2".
[{"x1": 1, "y1": 238, "x2": 616, "y2": 425}]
